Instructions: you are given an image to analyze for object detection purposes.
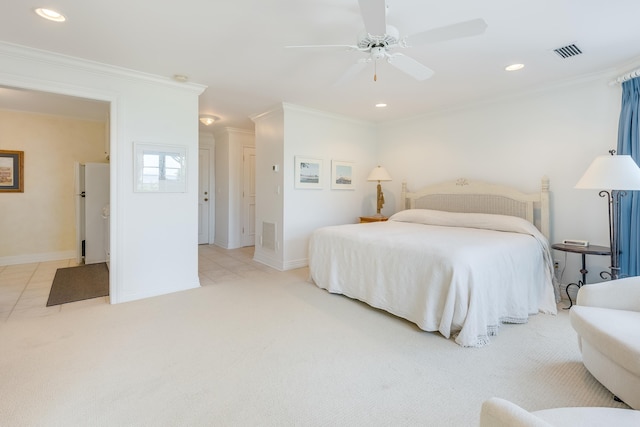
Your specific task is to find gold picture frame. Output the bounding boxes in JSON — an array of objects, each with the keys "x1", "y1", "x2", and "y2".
[{"x1": 0, "y1": 150, "x2": 24, "y2": 193}]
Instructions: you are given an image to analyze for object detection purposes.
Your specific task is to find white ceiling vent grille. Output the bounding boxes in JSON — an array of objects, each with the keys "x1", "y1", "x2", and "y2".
[{"x1": 553, "y1": 44, "x2": 583, "y2": 59}]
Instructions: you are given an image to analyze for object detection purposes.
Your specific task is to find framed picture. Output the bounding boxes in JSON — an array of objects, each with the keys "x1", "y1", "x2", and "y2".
[
  {"x1": 134, "y1": 143, "x2": 187, "y2": 192},
  {"x1": 0, "y1": 150, "x2": 24, "y2": 193},
  {"x1": 294, "y1": 156, "x2": 323, "y2": 189},
  {"x1": 331, "y1": 160, "x2": 355, "y2": 190}
]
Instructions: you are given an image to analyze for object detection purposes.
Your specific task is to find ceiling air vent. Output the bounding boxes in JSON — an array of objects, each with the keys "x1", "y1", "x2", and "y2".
[{"x1": 553, "y1": 44, "x2": 583, "y2": 59}]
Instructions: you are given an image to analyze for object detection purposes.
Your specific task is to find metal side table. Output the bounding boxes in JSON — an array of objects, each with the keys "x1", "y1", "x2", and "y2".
[{"x1": 551, "y1": 243, "x2": 612, "y2": 309}]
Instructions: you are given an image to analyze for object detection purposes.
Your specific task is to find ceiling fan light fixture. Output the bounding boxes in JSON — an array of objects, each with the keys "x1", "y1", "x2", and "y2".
[
  {"x1": 370, "y1": 46, "x2": 387, "y2": 61},
  {"x1": 505, "y1": 63, "x2": 525, "y2": 72},
  {"x1": 375, "y1": 103, "x2": 387, "y2": 108},
  {"x1": 34, "y1": 8, "x2": 66, "y2": 22},
  {"x1": 172, "y1": 74, "x2": 189, "y2": 83},
  {"x1": 199, "y1": 115, "x2": 219, "y2": 126}
]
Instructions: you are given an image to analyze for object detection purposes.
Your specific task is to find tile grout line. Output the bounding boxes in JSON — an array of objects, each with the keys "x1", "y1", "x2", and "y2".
[
  {"x1": 6, "y1": 262, "x2": 41, "y2": 321},
  {"x1": 7, "y1": 260, "x2": 67, "y2": 321}
]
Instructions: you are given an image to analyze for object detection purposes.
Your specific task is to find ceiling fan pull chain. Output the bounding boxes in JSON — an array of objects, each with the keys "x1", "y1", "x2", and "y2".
[{"x1": 374, "y1": 60, "x2": 377, "y2": 82}]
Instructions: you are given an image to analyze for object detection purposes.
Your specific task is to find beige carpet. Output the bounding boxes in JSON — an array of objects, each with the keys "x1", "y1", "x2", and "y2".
[{"x1": 0, "y1": 267, "x2": 628, "y2": 426}]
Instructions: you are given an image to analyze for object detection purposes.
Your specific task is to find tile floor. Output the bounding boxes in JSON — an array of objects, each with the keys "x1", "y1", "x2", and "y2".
[{"x1": 0, "y1": 245, "x2": 270, "y2": 323}]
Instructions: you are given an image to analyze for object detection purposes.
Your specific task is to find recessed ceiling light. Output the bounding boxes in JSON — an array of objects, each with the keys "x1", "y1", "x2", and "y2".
[
  {"x1": 375, "y1": 103, "x2": 387, "y2": 108},
  {"x1": 34, "y1": 8, "x2": 66, "y2": 22},
  {"x1": 505, "y1": 63, "x2": 525, "y2": 72}
]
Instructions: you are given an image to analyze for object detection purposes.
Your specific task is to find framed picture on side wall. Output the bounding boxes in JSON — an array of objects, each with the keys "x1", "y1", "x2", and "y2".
[
  {"x1": 331, "y1": 160, "x2": 355, "y2": 190},
  {"x1": 0, "y1": 150, "x2": 24, "y2": 193},
  {"x1": 294, "y1": 156, "x2": 323, "y2": 189},
  {"x1": 134, "y1": 143, "x2": 187, "y2": 192}
]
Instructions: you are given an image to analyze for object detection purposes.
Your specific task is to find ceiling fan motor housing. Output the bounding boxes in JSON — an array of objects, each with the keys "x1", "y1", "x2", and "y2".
[{"x1": 357, "y1": 25, "x2": 400, "y2": 51}]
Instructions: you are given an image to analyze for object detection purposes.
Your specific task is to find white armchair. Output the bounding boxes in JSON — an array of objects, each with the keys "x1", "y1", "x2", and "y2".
[
  {"x1": 569, "y1": 276, "x2": 640, "y2": 409},
  {"x1": 479, "y1": 397, "x2": 640, "y2": 427}
]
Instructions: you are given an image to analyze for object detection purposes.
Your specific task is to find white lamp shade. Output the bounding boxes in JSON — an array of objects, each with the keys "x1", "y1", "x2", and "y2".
[
  {"x1": 367, "y1": 166, "x2": 392, "y2": 182},
  {"x1": 575, "y1": 154, "x2": 640, "y2": 190}
]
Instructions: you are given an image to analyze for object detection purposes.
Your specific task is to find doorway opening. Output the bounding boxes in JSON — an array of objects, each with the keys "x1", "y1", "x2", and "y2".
[{"x1": 0, "y1": 85, "x2": 112, "y2": 305}]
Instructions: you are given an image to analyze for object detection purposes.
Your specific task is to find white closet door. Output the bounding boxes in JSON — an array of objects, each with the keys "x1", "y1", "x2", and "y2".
[{"x1": 198, "y1": 148, "x2": 211, "y2": 245}]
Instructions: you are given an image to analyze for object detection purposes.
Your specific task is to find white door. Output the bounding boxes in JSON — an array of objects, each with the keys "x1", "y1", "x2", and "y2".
[
  {"x1": 198, "y1": 148, "x2": 211, "y2": 244},
  {"x1": 84, "y1": 163, "x2": 110, "y2": 264},
  {"x1": 242, "y1": 146, "x2": 256, "y2": 247}
]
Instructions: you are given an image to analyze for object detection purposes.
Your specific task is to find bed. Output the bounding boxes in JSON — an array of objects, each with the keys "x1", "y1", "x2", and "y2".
[{"x1": 308, "y1": 177, "x2": 558, "y2": 347}]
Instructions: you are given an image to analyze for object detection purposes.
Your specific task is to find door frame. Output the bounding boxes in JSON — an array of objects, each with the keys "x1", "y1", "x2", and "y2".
[{"x1": 241, "y1": 145, "x2": 256, "y2": 247}]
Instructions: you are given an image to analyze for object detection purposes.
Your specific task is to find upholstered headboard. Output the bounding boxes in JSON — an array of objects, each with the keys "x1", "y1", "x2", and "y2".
[{"x1": 401, "y1": 177, "x2": 550, "y2": 239}]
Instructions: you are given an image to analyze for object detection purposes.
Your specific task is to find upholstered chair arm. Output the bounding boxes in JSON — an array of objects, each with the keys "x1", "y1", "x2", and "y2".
[
  {"x1": 480, "y1": 398, "x2": 640, "y2": 426},
  {"x1": 479, "y1": 398, "x2": 553, "y2": 427},
  {"x1": 576, "y1": 276, "x2": 640, "y2": 312}
]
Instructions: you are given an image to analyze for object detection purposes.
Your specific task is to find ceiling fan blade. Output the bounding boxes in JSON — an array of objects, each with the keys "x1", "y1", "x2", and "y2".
[
  {"x1": 406, "y1": 18, "x2": 488, "y2": 46},
  {"x1": 334, "y1": 60, "x2": 370, "y2": 86},
  {"x1": 285, "y1": 44, "x2": 359, "y2": 49},
  {"x1": 387, "y1": 54, "x2": 434, "y2": 81},
  {"x1": 358, "y1": 0, "x2": 387, "y2": 35}
]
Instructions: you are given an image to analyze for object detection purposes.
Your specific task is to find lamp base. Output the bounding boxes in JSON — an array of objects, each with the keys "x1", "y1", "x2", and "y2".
[{"x1": 376, "y1": 183, "x2": 385, "y2": 215}]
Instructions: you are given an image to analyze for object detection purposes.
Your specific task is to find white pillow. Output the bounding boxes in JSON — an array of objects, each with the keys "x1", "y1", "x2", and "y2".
[{"x1": 389, "y1": 209, "x2": 541, "y2": 239}]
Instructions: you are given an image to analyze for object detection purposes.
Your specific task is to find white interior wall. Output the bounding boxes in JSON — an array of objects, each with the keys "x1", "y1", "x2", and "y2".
[
  {"x1": 0, "y1": 42, "x2": 205, "y2": 303},
  {"x1": 252, "y1": 107, "x2": 285, "y2": 269},
  {"x1": 214, "y1": 130, "x2": 230, "y2": 248},
  {"x1": 119, "y1": 84, "x2": 203, "y2": 303},
  {"x1": 378, "y1": 75, "x2": 622, "y2": 285},
  {"x1": 253, "y1": 104, "x2": 378, "y2": 270},
  {"x1": 281, "y1": 104, "x2": 378, "y2": 269}
]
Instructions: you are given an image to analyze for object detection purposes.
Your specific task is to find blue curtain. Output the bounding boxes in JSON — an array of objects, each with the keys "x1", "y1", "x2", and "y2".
[{"x1": 617, "y1": 77, "x2": 640, "y2": 277}]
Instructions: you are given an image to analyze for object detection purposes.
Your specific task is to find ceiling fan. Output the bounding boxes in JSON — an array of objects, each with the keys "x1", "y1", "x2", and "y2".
[{"x1": 287, "y1": 0, "x2": 487, "y2": 83}]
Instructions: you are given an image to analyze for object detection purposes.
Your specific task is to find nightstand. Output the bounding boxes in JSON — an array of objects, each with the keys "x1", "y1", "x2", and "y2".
[
  {"x1": 359, "y1": 215, "x2": 388, "y2": 223},
  {"x1": 551, "y1": 243, "x2": 611, "y2": 309}
]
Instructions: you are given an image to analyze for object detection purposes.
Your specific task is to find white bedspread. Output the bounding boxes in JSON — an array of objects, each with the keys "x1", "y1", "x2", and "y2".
[{"x1": 308, "y1": 210, "x2": 557, "y2": 347}]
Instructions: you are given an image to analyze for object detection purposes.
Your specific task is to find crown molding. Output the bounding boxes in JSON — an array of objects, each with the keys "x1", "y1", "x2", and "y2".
[
  {"x1": 0, "y1": 41, "x2": 206, "y2": 95},
  {"x1": 383, "y1": 67, "x2": 624, "y2": 127}
]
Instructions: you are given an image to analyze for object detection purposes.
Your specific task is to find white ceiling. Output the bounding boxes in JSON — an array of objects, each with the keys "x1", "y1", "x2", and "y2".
[
  {"x1": 0, "y1": 86, "x2": 109, "y2": 122},
  {"x1": 1, "y1": 0, "x2": 640, "y2": 131}
]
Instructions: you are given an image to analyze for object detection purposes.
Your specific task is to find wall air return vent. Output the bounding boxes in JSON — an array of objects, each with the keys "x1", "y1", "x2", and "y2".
[
  {"x1": 553, "y1": 44, "x2": 583, "y2": 59},
  {"x1": 262, "y1": 221, "x2": 277, "y2": 251}
]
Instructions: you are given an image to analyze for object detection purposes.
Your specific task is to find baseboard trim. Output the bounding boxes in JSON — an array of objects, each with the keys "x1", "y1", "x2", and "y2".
[
  {"x1": 0, "y1": 250, "x2": 76, "y2": 266},
  {"x1": 113, "y1": 279, "x2": 200, "y2": 304},
  {"x1": 253, "y1": 251, "x2": 283, "y2": 271},
  {"x1": 283, "y1": 258, "x2": 307, "y2": 271}
]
